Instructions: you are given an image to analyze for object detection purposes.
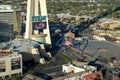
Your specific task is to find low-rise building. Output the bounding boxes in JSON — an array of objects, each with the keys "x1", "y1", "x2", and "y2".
[
  {"x1": 112, "y1": 60, "x2": 120, "y2": 68},
  {"x1": 62, "y1": 63, "x2": 85, "y2": 73},
  {"x1": 0, "y1": 50, "x2": 22, "y2": 79},
  {"x1": 98, "y1": 20, "x2": 120, "y2": 30},
  {"x1": 52, "y1": 63, "x2": 97, "y2": 80},
  {"x1": 84, "y1": 70, "x2": 103, "y2": 80},
  {"x1": 22, "y1": 74, "x2": 45, "y2": 80},
  {"x1": 93, "y1": 30, "x2": 120, "y2": 41},
  {"x1": 104, "y1": 68, "x2": 120, "y2": 80},
  {"x1": 93, "y1": 35, "x2": 106, "y2": 41},
  {"x1": 0, "y1": 5, "x2": 21, "y2": 38}
]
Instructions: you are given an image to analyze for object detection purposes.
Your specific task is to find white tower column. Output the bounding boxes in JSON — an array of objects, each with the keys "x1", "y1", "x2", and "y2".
[
  {"x1": 35, "y1": 0, "x2": 39, "y2": 16},
  {"x1": 25, "y1": 0, "x2": 34, "y2": 39},
  {"x1": 39, "y1": 0, "x2": 51, "y2": 44},
  {"x1": 25, "y1": 0, "x2": 51, "y2": 45}
]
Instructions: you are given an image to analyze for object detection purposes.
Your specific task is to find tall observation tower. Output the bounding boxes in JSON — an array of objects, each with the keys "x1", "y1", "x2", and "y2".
[{"x1": 25, "y1": 0, "x2": 51, "y2": 45}]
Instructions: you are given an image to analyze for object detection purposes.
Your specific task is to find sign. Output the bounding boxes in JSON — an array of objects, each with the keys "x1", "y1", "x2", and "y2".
[
  {"x1": 32, "y1": 16, "x2": 47, "y2": 21},
  {"x1": 64, "y1": 41, "x2": 72, "y2": 45},
  {"x1": 0, "y1": 60, "x2": 5, "y2": 72},
  {"x1": 11, "y1": 58, "x2": 21, "y2": 70},
  {"x1": 33, "y1": 22, "x2": 46, "y2": 30}
]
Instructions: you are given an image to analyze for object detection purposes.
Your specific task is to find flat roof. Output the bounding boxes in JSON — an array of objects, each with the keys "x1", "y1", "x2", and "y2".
[
  {"x1": 0, "y1": 10, "x2": 13, "y2": 12},
  {"x1": 52, "y1": 71, "x2": 85, "y2": 80},
  {"x1": 0, "y1": 50, "x2": 12, "y2": 57},
  {"x1": 0, "y1": 54, "x2": 21, "y2": 60},
  {"x1": 22, "y1": 74, "x2": 45, "y2": 80},
  {"x1": 0, "y1": 10, "x2": 21, "y2": 12},
  {"x1": 0, "y1": 39, "x2": 39, "y2": 53}
]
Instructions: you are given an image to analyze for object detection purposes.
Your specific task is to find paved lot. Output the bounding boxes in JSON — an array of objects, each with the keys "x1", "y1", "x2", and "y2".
[{"x1": 84, "y1": 40, "x2": 120, "y2": 59}]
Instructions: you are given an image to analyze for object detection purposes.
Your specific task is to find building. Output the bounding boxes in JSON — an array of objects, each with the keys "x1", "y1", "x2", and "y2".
[
  {"x1": 98, "y1": 20, "x2": 120, "y2": 30},
  {"x1": 112, "y1": 60, "x2": 120, "y2": 68},
  {"x1": 0, "y1": 38, "x2": 52, "y2": 63},
  {"x1": 22, "y1": 62, "x2": 97, "y2": 80},
  {"x1": 31, "y1": 47, "x2": 41, "y2": 63},
  {"x1": 93, "y1": 30, "x2": 120, "y2": 41},
  {"x1": 0, "y1": 5, "x2": 21, "y2": 38},
  {"x1": 52, "y1": 0, "x2": 96, "y2": 3},
  {"x1": 0, "y1": 50, "x2": 22, "y2": 79},
  {"x1": 103, "y1": 68, "x2": 120, "y2": 80},
  {"x1": 22, "y1": 74, "x2": 45, "y2": 80},
  {"x1": 93, "y1": 35, "x2": 106, "y2": 41},
  {"x1": 84, "y1": 70, "x2": 103, "y2": 80},
  {"x1": 52, "y1": 63, "x2": 97, "y2": 80},
  {"x1": 52, "y1": 71, "x2": 85, "y2": 80},
  {"x1": 62, "y1": 63, "x2": 85, "y2": 73}
]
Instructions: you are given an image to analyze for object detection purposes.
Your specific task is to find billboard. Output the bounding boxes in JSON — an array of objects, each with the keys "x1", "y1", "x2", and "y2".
[
  {"x1": 32, "y1": 16, "x2": 47, "y2": 21},
  {"x1": 33, "y1": 22, "x2": 46, "y2": 30},
  {"x1": 11, "y1": 58, "x2": 21, "y2": 70},
  {"x1": 0, "y1": 60, "x2": 5, "y2": 72}
]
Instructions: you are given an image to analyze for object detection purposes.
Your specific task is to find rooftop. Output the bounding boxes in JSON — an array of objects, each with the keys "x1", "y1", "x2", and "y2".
[
  {"x1": 0, "y1": 49, "x2": 21, "y2": 59},
  {"x1": 84, "y1": 70, "x2": 103, "y2": 80},
  {"x1": 0, "y1": 50, "x2": 12, "y2": 57},
  {"x1": 0, "y1": 5, "x2": 21, "y2": 12},
  {"x1": 0, "y1": 39, "x2": 39, "y2": 53},
  {"x1": 52, "y1": 71, "x2": 84, "y2": 80},
  {"x1": 22, "y1": 74, "x2": 45, "y2": 80}
]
